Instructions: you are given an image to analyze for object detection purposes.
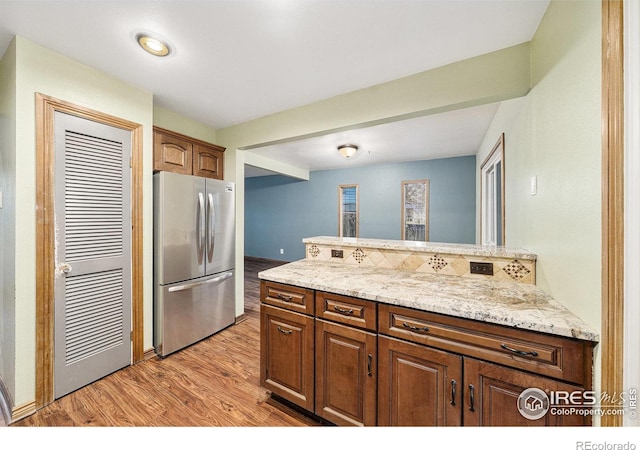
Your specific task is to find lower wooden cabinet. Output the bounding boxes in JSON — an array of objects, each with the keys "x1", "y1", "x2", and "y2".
[
  {"x1": 315, "y1": 319, "x2": 377, "y2": 426},
  {"x1": 378, "y1": 337, "x2": 590, "y2": 426},
  {"x1": 378, "y1": 335, "x2": 462, "y2": 426},
  {"x1": 260, "y1": 304, "x2": 315, "y2": 412},
  {"x1": 463, "y1": 358, "x2": 589, "y2": 426},
  {"x1": 259, "y1": 281, "x2": 594, "y2": 427}
]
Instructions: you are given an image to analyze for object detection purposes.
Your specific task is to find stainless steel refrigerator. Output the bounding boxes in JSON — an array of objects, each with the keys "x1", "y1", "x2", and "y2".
[{"x1": 153, "y1": 171, "x2": 236, "y2": 357}]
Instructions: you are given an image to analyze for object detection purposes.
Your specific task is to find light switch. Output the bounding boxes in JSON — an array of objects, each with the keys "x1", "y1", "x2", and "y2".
[
  {"x1": 530, "y1": 176, "x2": 537, "y2": 196},
  {"x1": 0, "y1": 190, "x2": 3, "y2": 208}
]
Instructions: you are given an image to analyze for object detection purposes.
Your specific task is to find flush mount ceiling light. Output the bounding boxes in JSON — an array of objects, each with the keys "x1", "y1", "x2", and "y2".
[
  {"x1": 136, "y1": 33, "x2": 171, "y2": 57},
  {"x1": 338, "y1": 144, "x2": 358, "y2": 158}
]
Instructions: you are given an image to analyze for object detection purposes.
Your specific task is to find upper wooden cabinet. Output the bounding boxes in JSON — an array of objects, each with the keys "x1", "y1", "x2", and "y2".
[{"x1": 153, "y1": 127, "x2": 225, "y2": 179}]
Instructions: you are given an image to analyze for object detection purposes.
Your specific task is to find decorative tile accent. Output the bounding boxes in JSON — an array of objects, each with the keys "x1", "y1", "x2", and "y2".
[
  {"x1": 308, "y1": 244, "x2": 320, "y2": 258},
  {"x1": 304, "y1": 243, "x2": 536, "y2": 284},
  {"x1": 503, "y1": 260, "x2": 532, "y2": 281},
  {"x1": 352, "y1": 248, "x2": 366, "y2": 263},
  {"x1": 428, "y1": 254, "x2": 448, "y2": 272}
]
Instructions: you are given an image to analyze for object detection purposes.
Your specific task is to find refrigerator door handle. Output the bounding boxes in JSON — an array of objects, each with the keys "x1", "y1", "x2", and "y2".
[
  {"x1": 167, "y1": 272, "x2": 233, "y2": 293},
  {"x1": 207, "y1": 193, "x2": 215, "y2": 263},
  {"x1": 197, "y1": 192, "x2": 206, "y2": 263}
]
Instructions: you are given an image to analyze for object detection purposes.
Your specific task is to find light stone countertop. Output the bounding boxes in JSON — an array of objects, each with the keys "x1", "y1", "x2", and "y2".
[
  {"x1": 303, "y1": 236, "x2": 537, "y2": 260},
  {"x1": 258, "y1": 259, "x2": 599, "y2": 342}
]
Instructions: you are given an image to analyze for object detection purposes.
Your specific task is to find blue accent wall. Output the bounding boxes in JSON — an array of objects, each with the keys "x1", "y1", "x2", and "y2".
[{"x1": 245, "y1": 156, "x2": 476, "y2": 261}]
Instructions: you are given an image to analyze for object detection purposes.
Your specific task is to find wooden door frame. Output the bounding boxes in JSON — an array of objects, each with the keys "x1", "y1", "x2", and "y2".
[
  {"x1": 601, "y1": 0, "x2": 624, "y2": 427},
  {"x1": 35, "y1": 93, "x2": 144, "y2": 408}
]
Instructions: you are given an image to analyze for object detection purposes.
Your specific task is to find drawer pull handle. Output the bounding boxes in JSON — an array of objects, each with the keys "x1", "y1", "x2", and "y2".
[
  {"x1": 402, "y1": 322, "x2": 429, "y2": 333},
  {"x1": 469, "y1": 384, "x2": 475, "y2": 412},
  {"x1": 334, "y1": 305, "x2": 354, "y2": 315},
  {"x1": 367, "y1": 354, "x2": 373, "y2": 376},
  {"x1": 276, "y1": 293, "x2": 293, "y2": 302},
  {"x1": 277, "y1": 326, "x2": 292, "y2": 335},
  {"x1": 500, "y1": 343, "x2": 538, "y2": 357},
  {"x1": 450, "y1": 379, "x2": 457, "y2": 406}
]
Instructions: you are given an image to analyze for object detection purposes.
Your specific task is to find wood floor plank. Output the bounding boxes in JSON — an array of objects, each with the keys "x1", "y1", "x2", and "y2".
[{"x1": 11, "y1": 257, "x2": 314, "y2": 427}]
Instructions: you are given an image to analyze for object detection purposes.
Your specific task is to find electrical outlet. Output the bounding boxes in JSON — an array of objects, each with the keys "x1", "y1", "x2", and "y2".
[
  {"x1": 279, "y1": 248, "x2": 284, "y2": 255},
  {"x1": 331, "y1": 249, "x2": 344, "y2": 258},
  {"x1": 470, "y1": 261, "x2": 494, "y2": 276}
]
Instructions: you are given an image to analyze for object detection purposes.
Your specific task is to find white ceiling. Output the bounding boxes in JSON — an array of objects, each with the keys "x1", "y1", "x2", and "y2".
[
  {"x1": 0, "y1": 0, "x2": 549, "y2": 176},
  {"x1": 245, "y1": 101, "x2": 502, "y2": 176}
]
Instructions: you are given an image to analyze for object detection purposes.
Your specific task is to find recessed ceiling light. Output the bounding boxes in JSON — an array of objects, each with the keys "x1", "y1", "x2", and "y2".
[{"x1": 136, "y1": 33, "x2": 170, "y2": 57}]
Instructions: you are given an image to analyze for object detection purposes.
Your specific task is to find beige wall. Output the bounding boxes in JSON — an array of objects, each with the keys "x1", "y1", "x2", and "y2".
[
  {"x1": 153, "y1": 105, "x2": 217, "y2": 145},
  {"x1": 12, "y1": 36, "x2": 154, "y2": 408},
  {"x1": 217, "y1": 43, "x2": 532, "y2": 317},
  {"x1": 0, "y1": 38, "x2": 17, "y2": 404},
  {"x1": 476, "y1": 0, "x2": 602, "y2": 393}
]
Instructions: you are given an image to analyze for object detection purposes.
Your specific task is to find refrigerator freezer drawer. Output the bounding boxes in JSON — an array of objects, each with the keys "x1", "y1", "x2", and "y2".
[{"x1": 154, "y1": 270, "x2": 235, "y2": 357}]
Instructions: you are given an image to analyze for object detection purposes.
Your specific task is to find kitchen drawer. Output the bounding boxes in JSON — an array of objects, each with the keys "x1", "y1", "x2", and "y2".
[
  {"x1": 378, "y1": 304, "x2": 592, "y2": 386},
  {"x1": 261, "y1": 281, "x2": 315, "y2": 315},
  {"x1": 315, "y1": 291, "x2": 377, "y2": 331}
]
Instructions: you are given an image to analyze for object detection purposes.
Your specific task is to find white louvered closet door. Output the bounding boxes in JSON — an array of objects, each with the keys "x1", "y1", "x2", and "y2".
[{"x1": 53, "y1": 111, "x2": 132, "y2": 399}]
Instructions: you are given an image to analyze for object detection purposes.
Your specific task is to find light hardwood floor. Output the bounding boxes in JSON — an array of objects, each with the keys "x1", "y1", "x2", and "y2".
[{"x1": 11, "y1": 257, "x2": 319, "y2": 427}]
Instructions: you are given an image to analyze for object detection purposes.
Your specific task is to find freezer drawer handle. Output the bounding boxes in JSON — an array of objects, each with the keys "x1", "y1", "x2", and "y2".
[{"x1": 167, "y1": 272, "x2": 233, "y2": 293}]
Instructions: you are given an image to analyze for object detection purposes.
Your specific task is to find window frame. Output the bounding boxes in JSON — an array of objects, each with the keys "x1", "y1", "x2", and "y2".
[
  {"x1": 338, "y1": 184, "x2": 359, "y2": 238},
  {"x1": 480, "y1": 133, "x2": 505, "y2": 246},
  {"x1": 401, "y1": 179, "x2": 430, "y2": 242}
]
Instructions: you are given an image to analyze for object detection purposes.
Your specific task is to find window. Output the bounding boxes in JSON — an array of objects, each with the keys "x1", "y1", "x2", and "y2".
[
  {"x1": 339, "y1": 184, "x2": 359, "y2": 238},
  {"x1": 401, "y1": 180, "x2": 429, "y2": 241},
  {"x1": 480, "y1": 133, "x2": 505, "y2": 246}
]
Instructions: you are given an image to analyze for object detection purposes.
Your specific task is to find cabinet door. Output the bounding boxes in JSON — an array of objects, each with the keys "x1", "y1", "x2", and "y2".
[
  {"x1": 316, "y1": 319, "x2": 377, "y2": 426},
  {"x1": 378, "y1": 336, "x2": 462, "y2": 426},
  {"x1": 193, "y1": 144, "x2": 224, "y2": 179},
  {"x1": 153, "y1": 131, "x2": 193, "y2": 174},
  {"x1": 463, "y1": 358, "x2": 589, "y2": 426},
  {"x1": 260, "y1": 304, "x2": 315, "y2": 411}
]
